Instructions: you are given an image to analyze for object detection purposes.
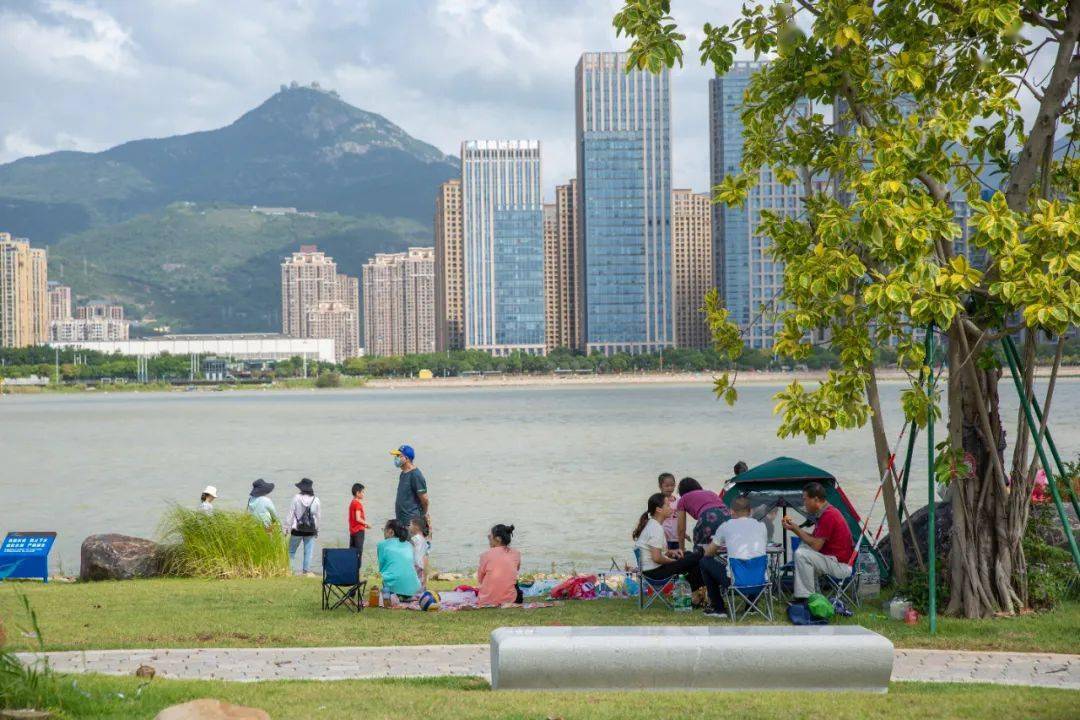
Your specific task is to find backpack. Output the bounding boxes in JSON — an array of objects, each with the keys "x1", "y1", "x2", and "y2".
[
  {"x1": 295, "y1": 498, "x2": 317, "y2": 534},
  {"x1": 786, "y1": 601, "x2": 827, "y2": 626}
]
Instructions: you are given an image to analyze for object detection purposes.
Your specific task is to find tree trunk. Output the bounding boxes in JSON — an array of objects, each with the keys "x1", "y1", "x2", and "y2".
[
  {"x1": 944, "y1": 322, "x2": 1028, "y2": 617},
  {"x1": 865, "y1": 365, "x2": 908, "y2": 584}
]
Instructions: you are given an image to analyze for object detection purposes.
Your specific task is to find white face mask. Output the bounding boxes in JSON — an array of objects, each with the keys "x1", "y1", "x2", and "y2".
[{"x1": 394, "y1": 456, "x2": 404, "y2": 468}]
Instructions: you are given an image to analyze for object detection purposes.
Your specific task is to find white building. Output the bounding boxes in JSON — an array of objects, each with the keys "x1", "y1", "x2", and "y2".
[{"x1": 54, "y1": 333, "x2": 338, "y2": 363}]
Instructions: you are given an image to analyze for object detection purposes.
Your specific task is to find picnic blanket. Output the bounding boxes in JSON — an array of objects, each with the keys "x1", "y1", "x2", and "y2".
[{"x1": 381, "y1": 589, "x2": 556, "y2": 612}]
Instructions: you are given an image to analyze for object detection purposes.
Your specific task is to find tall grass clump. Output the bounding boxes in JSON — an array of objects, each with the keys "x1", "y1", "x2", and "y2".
[{"x1": 160, "y1": 507, "x2": 289, "y2": 578}]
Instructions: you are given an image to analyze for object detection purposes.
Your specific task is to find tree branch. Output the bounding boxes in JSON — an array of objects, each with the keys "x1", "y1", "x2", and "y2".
[
  {"x1": 1020, "y1": 9, "x2": 1065, "y2": 40},
  {"x1": 1006, "y1": 0, "x2": 1080, "y2": 212}
]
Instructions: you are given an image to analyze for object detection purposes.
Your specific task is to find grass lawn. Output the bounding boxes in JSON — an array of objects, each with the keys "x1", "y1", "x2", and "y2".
[
  {"x1": 20, "y1": 675, "x2": 1080, "y2": 720},
  {"x1": 1, "y1": 577, "x2": 1077, "y2": 654}
]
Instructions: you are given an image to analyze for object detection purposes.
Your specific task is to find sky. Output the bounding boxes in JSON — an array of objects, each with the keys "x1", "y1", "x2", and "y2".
[{"x1": 0, "y1": 0, "x2": 747, "y2": 199}]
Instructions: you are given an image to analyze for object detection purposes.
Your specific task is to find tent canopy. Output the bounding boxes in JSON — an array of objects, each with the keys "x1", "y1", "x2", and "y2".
[{"x1": 730, "y1": 456, "x2": 835, "y2": 484}]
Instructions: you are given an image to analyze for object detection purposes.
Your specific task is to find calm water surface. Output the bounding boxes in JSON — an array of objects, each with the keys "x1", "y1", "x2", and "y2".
[{"x1": 3, "y1": 380, "x2": 1077, "y2": 573}]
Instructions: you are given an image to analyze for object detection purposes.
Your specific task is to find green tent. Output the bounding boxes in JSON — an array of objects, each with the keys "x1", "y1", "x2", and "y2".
[{"x1": 721, "y1": 456, "x2": 888, "y2": 580}]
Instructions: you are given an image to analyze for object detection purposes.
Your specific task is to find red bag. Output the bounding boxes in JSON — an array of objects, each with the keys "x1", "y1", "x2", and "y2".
[{"x1": 550, "y1": 575, "x2": 598, "y2": 600}]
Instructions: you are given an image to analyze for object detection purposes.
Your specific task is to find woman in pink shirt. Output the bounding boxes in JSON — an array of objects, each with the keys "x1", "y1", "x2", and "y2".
[
  {"x1": 675, "y1": 477, "x2": 730, "y2": 551},
  {"x1": 477, "y1": 523, "x2": 521, "y2": 606}
]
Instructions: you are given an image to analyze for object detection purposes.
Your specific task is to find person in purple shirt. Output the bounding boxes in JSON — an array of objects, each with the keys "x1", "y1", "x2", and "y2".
[{"x1": 675, "y1": 477, "x2": 731, "y2": 552}]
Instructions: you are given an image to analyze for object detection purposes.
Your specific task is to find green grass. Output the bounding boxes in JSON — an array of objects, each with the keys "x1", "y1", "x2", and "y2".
[
  {"x1": 1, "y1": 578, "x2": 1077, "y2": 654},
  {"x1": 16, "y1": 675, "x2": 1079, "y2": 720},
  {"x1": 158, "y1": 509, "x2": 290, "y2": 579}
]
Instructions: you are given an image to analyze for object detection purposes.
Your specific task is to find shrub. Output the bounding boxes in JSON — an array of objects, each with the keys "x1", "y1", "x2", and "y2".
[
  {"x1": 314, "y1": 372, "x2": 341, "y2": 388},
  {"x1": 160, "y1": 508, "x2": 289, "y2": 579},
  {"x1": 1023, "y1": 502, "x2": 1080, "y2": 610},
  {"x1": 896, "y1": 557, "x2": 950, "y2": 614}
]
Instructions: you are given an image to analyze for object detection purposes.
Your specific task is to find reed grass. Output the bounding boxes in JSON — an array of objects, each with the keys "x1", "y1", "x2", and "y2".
[{"x1": 159, "y1": 507, "x2": 289, "y2": 579}]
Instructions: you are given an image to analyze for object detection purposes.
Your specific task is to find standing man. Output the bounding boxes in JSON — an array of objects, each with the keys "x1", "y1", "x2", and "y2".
[
  {"x1": 391, "y1": 444, "x2": 430, "y2": 533},
  {"x1": 782, "y1": 482, "x2": 854, "y2": 602}
]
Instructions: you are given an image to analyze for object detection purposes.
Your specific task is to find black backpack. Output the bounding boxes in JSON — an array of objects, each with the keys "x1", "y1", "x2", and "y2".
[{"x1": 295, "y1": 499, "x2": 317, "y2": 534}]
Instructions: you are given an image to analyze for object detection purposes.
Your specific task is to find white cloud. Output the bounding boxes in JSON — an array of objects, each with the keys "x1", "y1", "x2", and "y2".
[{"x1": 0, "y1": 0, "x2": 747, "y2": 195}]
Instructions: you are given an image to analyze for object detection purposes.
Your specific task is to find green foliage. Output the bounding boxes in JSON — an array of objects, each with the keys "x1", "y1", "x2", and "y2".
[
  {"x1": 898, "y1": 557, "x2": 951, "y2": 614},
  {"x1": 159, "y1": 508, "x2": 289, "y2": 579},
  {"x1": 314, "y1": 371, "x2": 342, "y2": 388},
  {"x1": 933, "y1": 441, "x2": 974, "y2": 486},
  {"x1": 1023, "y1": 503, "x2": 1080, "y2": 610},
  {"x1": 611, "y1": 0, "x2": 1080, "y2": 443}
]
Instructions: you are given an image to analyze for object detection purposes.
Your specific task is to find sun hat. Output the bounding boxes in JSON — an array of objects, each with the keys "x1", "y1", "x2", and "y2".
[
  {"x1": 295, "y1": 478, "x2": 315, "y2": 494},
  {"x1": 250, "y1": 478, "x2": 275, "y2": 497},
  {"x1": 390, "y1": 444, "x2": 415, "y2": 461},
  {"x1": 202, "y1": 485, "x2": 218, "y2": 498}
]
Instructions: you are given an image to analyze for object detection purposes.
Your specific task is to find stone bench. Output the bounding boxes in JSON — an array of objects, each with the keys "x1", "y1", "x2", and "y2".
[{"x1": 490, "y1": 625, "x2": 893, "y2": 692}]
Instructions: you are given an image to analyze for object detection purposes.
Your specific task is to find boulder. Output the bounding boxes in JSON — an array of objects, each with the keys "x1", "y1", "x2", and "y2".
[
  {"x1": 878, "y1": 499, "x2": 1079, "y2": 575},
  {"x1": 79, "y1": 534, "x2": 163, "y2": 581},
  {"x1": 153, "y1": 700, "x2": 270, "y2": 720}
]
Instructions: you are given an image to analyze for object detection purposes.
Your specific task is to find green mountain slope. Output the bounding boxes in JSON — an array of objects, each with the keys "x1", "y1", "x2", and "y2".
[{"x1": 49, "y1": 203, "x2": 427, "y2": 332}]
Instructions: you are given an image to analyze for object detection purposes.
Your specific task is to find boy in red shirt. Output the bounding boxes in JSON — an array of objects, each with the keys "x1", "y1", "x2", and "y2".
[
  {"x1": 349, "y1": 483, "x2": 372, "y2": 566},
  {"x1": 781, "y1": 482, "x2": 855, "y2": 600}
]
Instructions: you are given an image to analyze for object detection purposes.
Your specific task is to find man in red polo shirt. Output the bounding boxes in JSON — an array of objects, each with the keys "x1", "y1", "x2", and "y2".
[{"x1": 781, "y1": 482, "x2": 854, "y2": 600}]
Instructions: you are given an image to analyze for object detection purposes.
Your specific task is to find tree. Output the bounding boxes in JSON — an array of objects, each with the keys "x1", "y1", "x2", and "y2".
[{"x1": 615, "y1": 0, "x2": 1080, "y2": 616}]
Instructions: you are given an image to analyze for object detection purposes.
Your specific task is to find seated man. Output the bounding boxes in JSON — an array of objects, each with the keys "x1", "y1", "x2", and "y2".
[
  {"x1": 700, "y1": 496, "x2": 768, "y2": 618},
  {"x1": 782, "y1": 482, "x2": 854, "y2": 602}
]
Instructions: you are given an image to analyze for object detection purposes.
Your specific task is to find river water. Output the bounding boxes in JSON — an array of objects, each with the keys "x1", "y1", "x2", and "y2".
[{"x1": 3, "y1": 379, "x2": 1077, "y2": 574}]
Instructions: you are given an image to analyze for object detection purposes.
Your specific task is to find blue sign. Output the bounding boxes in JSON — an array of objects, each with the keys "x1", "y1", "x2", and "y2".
[{"x1": 0, "y1": 532, "x2": 56, "y2": 582}]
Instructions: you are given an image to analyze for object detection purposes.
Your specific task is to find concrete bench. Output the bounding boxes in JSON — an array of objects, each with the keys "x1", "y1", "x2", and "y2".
[{"x1": 490, "y1": 625, "x2": 893, "y2": 692}]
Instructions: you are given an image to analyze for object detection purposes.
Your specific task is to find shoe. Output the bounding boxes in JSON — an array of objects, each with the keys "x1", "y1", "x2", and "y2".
[
  {"x1": 303, "y1": 571, "x2": 317, "y2": 578},
  {"x1": 704, "y1": 610, "x2": 728, "y2": 619}
]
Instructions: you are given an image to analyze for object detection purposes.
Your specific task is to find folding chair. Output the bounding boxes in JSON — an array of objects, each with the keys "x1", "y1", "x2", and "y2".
[
  {"x1": 726, "y1": 555, "x2": 774, "y2": 623},
  {"x1": 822, "y1": 566, "x2": 861, "y2": 609},
  {"x1": 632, "y1": 547, "x2": 675, "y2": 610},
  {"x1": 322, "y1": 548, "x2": 366, "y2": 612}
]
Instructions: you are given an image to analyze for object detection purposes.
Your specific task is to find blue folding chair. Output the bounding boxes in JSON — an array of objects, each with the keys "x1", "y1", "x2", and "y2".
[
  {"x1": 726, "y1": 555, "x2": 773, "y2": 623},
  {"x1": 632, "y1": 547, "x2": 675, "y2": 610},
  {"x1": 822, "y1": 539, "x2": 863, "y2": 608},
  {"x1": 322, "y1": 548, "x2": 366, "y2": 612}
]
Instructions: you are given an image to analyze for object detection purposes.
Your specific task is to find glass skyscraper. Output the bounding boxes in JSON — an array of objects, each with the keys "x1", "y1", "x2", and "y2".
[
  {"x1": 575, "y1": 51, "x2": 672, "y2": 354},
  {"x1": 711, "y1": 61, "x2": 810, "y2": 348},
  {"x1": 461, "y1": 140, "x2": 546, "y2": 356}
]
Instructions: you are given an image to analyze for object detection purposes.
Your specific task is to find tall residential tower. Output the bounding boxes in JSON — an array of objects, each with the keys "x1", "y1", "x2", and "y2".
[
  {"x1": 461, "y1": 140, "x2": 545, "y2": 356},
  {"x1": 672, "y1": 189, "x2": 714, "y2": 349},
  {"x1": 362, "y1": 247, "x2": 436, "y2": 357},
  {"x1": 543, "y1": 179, "x2": 579, "y2": 351},
  {"x1": 280, "y1": 245, "x2": 360, "y2": 361},
  {"x1": 0, "y1": 233, "x2": 48, "y2": 348},
  {"x1": 434, "y1": 179, "x2": 464, "y2": 352},
  {"x1": 575, "y1": 51, "x2": 672, "y2": 354}
]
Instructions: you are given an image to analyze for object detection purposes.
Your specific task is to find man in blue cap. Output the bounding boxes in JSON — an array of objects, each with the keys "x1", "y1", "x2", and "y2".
[{"x1": 391, "y1": 444, "x2": 429, "y2": 531}]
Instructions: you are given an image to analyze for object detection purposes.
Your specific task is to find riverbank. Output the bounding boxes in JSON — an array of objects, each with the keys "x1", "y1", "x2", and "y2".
[{"x1": 5, "y1": 366, "x2": 1077, "y2": 394}]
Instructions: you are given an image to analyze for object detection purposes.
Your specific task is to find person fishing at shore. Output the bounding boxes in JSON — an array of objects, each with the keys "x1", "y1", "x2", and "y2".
[
  {"x1": 391, "y1": 444, "x2": 430, "y2": 535},
  {"x1": 247, "y1": 478, "x2": 282, "y2": 532},
  {"x1": 675, "y1": 477, "x2": 730, "y2": 552}
]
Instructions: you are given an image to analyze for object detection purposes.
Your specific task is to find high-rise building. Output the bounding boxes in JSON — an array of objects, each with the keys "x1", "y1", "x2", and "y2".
[
  {"x1": 52, "y1": 299, "x2": 129, "y2": 342},
  {"x1": 48, "y1": 282, "x2": 72, "y2": 322},
  {"x1": 280, "y1": 245, "x2": 360, "y2": 362},
  {"x1": 362, "y1": 247, "x2": 436, "y2": 357},
  {"x1": 434, "y1": 179, "x2": 464, "y2": 352},
  {"x1": 0, "y1": 233, "x2": 48, "y2": 348},
  {"x1": 543, "y1": 180, "x2": 579, "y2": 351},
  {"x1": 461, "y1": 140, "x2": 545, "y2": 356},
  {"x1": 672, "y1": 189, "x2": 714, "y2": 349},
  {"x1": 575, "y1": 51, "x2": 672, "y2": 355},
  {"x1": 711, "y1": 62, "x2": 813, "y2": 348}
]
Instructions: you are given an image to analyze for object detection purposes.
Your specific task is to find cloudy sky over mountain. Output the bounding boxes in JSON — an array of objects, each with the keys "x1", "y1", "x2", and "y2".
[{"x1": 0, "y1": 0, "x2": 747, "y2": 198}]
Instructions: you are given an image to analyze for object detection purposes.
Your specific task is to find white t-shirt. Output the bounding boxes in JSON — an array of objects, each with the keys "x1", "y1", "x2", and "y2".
[
  {"x1": 411, "y1": 533, "x2": 430, "y2": 570},
  {"x1": 635, "y1": 518, "x2": 667, "y2": 571},
  {"x1": 711, "y1": 516, "x2": 768, "y2": 560}
]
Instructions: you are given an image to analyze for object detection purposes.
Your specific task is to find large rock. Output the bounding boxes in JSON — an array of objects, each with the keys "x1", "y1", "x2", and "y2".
[
  {"x1": 154, "y1": 700, "x2": 270, "y2": 720},
  {"x1": 878, "y1": 500, "x2": 1079, "y2": 574},
  {"x1": 80, "y1": 534, "x2": 163, "y2": 581}
]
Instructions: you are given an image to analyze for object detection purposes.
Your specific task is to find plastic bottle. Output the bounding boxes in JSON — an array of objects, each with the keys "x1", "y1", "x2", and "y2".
[
  {"x1": 858, "y1": 550, "x2": 880, "y2": 597},
  {"x1": 673, "y1": 576, "x2": 693, "y2": 612},
  {"x1": 368, "y1": 585, "x2": 380, "y2": 608}
]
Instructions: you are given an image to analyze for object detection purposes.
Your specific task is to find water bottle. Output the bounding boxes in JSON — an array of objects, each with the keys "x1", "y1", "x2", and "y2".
[
  {"x1": 858, "y1": 550, "x2": 880, "y2": 598},
  {"x1": 673, "y1": 576, "x2": 693, "y2": 612}
]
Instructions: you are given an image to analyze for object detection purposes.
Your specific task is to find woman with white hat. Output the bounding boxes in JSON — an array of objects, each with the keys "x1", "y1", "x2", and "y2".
[{"x1": 198, "y1": 486, "x2": 218, "y2": 514}]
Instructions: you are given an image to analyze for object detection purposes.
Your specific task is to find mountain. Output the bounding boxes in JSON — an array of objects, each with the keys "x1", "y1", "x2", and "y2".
[
  {"x1": 0, "y1": 85, "x2": 458, "y2": 241},
  {"x1": 49, "y1": 203, "x2": 428, "y2": 332},
  {"x1": 0, "y1": 84, "x2": 459, "y2": 331}
]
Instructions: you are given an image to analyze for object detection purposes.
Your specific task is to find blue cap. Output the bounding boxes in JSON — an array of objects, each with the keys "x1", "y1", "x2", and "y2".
[{"x1": 390, "y1": 444, "x2": 415, "y2": 461}]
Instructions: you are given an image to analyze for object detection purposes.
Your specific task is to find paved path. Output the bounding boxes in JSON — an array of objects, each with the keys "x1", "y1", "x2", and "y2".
[{"x1": 17, "y1": 646, "x2": 1080, "y2": 689}]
